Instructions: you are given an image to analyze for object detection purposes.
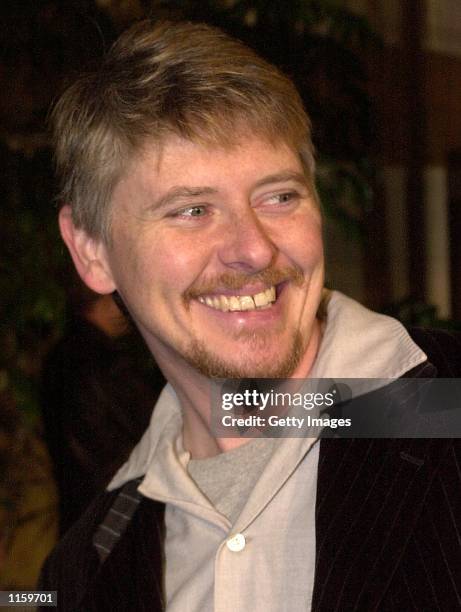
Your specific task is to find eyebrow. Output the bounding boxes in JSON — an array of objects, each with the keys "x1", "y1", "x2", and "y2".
[
  {"x1": 252, "y1": 171, "x2": 310, "y2": 190},
  {"x1": 150, "y1": 186, "x2": 218, "y2": 212},
  {"x1": 150, "y1": 170, "x2": 309, "y2": 211}
]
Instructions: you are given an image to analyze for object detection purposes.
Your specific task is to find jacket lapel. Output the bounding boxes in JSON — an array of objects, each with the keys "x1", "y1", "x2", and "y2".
[{"x1": 312, "y1": 360, "x2": 449, "y2": 610}]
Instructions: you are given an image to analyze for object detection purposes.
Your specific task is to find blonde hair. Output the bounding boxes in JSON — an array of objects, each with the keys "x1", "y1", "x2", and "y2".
[{"x1": 51, "y1": 20, "x2": 315, "y2": 242}]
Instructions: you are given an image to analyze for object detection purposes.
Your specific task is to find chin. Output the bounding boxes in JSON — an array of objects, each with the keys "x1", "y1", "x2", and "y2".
[{"x1": 182, "y1": 331, "x2": 304, "y2": 379}]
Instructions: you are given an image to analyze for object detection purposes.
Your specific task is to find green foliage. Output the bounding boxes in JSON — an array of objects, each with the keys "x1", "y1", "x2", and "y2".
[
  {"x1": 0, "y1": 146, "x2": 66, "y2": 421},
  {"x1": 383, "y1": 298, "x2": 461, "y2": 331},
  {"x1": 316, "y1": 155, "x2": 374, "y2": 241}
]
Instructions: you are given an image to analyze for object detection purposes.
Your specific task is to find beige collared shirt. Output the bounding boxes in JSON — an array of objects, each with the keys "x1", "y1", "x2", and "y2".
[{"x1": 109, "y1": 291, "x2": 427, "y2": 612}]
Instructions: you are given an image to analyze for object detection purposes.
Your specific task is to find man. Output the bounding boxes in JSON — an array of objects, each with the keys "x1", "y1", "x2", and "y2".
[{"x1": 40, "y1": 20, "x2": 461, "y2": 611}]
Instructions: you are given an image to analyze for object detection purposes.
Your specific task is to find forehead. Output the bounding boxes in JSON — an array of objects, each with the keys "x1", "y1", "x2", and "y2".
[{"x1": 128, "y1": 134, "x2": 307, "y2": 189}]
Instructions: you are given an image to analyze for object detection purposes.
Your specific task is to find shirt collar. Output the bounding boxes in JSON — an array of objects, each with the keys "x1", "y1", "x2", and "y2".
[
  {"x1": 310, "y1": 290, "x2": 426, "y2": 379},
  {"x1": 108, "y1": 290, "x2": 427, "y2": 490}
]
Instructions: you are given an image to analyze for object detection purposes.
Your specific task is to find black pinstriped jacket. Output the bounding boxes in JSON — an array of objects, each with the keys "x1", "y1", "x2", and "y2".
[{"x1": 39, "y1": 328, "x2": 461, "y2": 611}]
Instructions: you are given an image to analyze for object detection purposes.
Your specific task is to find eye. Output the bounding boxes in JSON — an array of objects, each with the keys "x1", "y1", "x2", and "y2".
[
  {"x1": 171, "y1": 205, "x2": 208, "y2": 219},
  {"x1": 265, "y1": 191, "x2": 299, "y2": 206}
]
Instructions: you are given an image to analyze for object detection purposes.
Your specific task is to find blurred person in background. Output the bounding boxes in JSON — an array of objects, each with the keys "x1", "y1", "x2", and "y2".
[{"x1": 41, "y1": 275, "x2": 164, "y2": 534}]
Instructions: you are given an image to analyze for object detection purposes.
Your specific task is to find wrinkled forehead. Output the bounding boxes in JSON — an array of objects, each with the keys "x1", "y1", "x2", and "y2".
[
  {"x1": 114, "y1": 134, "x2": 314, "y2": 207},
  {"x1": 131, "y1": 126, "x2": 314, "y2": 181}
]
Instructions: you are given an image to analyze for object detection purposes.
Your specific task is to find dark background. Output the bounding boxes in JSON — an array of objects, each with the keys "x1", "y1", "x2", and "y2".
[{"x1": 1, "y1": 0, "x2": 460, "y2": 588}]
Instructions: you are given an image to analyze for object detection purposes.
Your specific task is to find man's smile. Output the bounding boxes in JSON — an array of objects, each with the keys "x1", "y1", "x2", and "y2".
[
  {"x1": 197, "y1": 286, "x2": 276, "y2": 312},
  {"x1": 185, "y1": 266, "x2": 303, "y2": 317}
]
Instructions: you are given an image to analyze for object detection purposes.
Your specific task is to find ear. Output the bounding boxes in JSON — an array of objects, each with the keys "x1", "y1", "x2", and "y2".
[{"x1": 59, "y1": 205, "x2": 116, "y2": 294}]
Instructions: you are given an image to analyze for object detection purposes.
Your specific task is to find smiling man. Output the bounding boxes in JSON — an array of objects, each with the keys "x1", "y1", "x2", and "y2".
[
  {"x1": 67, "y1": 136, "x2": 324, "y2": 383},
  {"x1": 40, "y1": 20, "x2": 461, "y2": 612}
]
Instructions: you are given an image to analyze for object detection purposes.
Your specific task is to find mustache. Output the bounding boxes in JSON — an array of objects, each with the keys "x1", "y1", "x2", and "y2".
[{"x1": 184, "y1": 266, "x2": 304, "y2": 300}]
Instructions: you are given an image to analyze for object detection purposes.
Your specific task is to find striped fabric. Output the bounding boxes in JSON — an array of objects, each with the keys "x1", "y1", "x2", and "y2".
[
  {"x1": 92, "y1": 477, "x2": 143, "y2": 563},
  {"x1": 38, "y1": 328, "x2": 461, "y2": 611},
  {"x1": 312, "y1": 438, "x2": 461, "y2": 610},
  {"x1": 312, "y1": 328, "x2": 461, "y2": 611}
]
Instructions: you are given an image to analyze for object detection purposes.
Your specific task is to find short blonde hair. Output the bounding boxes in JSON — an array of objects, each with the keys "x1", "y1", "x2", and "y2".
[{"x1": 52, "y1": 20, "x2": 315, "y2": 243}]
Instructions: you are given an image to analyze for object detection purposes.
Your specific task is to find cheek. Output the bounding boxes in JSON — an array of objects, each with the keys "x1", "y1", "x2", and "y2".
[
  {"x1": 279, "y1": 215, "x2": 323, "y2": 267},
  {"x1": 131, "y1": 231, "x2": 211, "y2": 299},
  {"x1": 107, "y1": 230, "x2": 159, "y2": 301},
  {"x1": 157, "y1": 232, "x2": 203, "y2": 268}
]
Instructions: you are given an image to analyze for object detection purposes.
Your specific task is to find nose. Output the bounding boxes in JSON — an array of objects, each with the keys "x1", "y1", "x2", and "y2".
[{"x1": 217, "y1": 209, "x2": 277, "y2": 273}]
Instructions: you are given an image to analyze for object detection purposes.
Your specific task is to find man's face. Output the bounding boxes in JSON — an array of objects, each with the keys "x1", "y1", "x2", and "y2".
[{"x1": 100, "y1": 134, "x2": 324, "y2": 379}]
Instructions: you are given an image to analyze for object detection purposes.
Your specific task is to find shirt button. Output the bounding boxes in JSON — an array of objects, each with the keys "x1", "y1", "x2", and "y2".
[{"x1": 226, "y1": 533, "x2": 246, "y2": 552}]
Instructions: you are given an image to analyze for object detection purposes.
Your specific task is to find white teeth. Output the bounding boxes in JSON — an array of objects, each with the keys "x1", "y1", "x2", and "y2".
[
  {"x1": 240, "y1": 295, "x2": 256, "y2": 311},
  {"x1": 220, "y1": 295, "x2": 230, "y2": 311},
  {"x1": 198, "y1": 286, "x2": 277, "y2": 312},
  {"x1": 254, "y1": 291, "x2": 267, "y2": 307},
  {"x1": 229, "y1": 296, "x2": 241, "y2": 311}
]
